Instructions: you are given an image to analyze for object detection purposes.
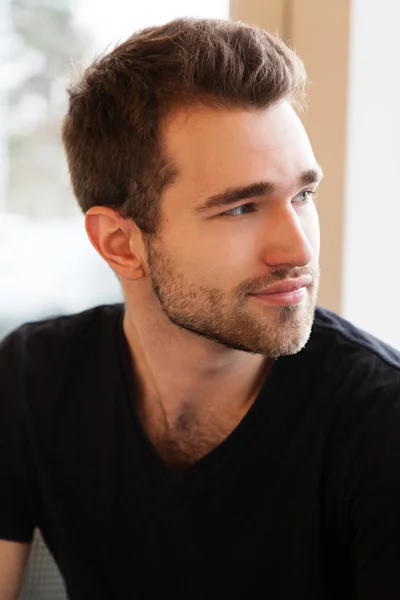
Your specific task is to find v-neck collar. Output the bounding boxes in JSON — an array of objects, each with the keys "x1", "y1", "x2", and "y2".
[{"x1": 115, "y1": 306, "x2": 292, "y2": 487}]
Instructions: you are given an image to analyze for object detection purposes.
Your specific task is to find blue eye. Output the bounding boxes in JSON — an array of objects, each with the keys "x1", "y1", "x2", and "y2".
[
  {"x1": 294, "y1": 190, "x2": 315, "y2": 203},
  {"x1": 223, "y1": 203, "x2": 257, "y2": 217}
]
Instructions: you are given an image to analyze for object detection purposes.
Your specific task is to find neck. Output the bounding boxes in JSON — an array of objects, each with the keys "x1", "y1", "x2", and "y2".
[{"x1": 122, "y1": 302, "x2": 272, "y2": 419}]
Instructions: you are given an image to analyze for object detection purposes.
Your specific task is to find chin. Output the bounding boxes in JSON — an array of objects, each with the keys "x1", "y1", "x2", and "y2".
[
  {"x1": 273, "y1": 331, "x2": 311, "y2": 357},
  {"x1": 260, "y1": 301, "x2": 315, "y2": 356}
]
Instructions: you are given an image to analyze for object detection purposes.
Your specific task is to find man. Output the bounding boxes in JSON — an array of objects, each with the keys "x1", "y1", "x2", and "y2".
[{"x1": 0, "y1": 17, "x2": 399, "y2": 600}]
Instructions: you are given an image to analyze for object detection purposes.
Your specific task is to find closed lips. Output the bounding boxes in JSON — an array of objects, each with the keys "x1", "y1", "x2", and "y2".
[{"x1": 251, "y1": 276, "x2": 312, "y2": 295}]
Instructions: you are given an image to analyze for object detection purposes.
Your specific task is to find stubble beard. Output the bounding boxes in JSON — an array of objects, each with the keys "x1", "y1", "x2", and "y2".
[{"x1": 145, "y1": 241, "x2": 319, "y2": 357}]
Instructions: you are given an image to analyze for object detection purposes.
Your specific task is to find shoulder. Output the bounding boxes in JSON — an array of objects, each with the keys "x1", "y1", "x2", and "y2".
[
  {"x1": 0, "y1": 303, "x2": 124, "y2": 360},
  {"x1": 0, "y1": 303, "x2": 124, "y2": 400},
  {"x1": 313, "y1": 306, "x2": 400, "y2": 368},
  {"x1": 295, "y1": 307, "x2": 400, "y2": 456},
  {"x1": 305, "y1": 307, "x2": 400, "y2": 468},
  {"x1": 308, "y1": 306, "x2": 400, "y2": 387}
]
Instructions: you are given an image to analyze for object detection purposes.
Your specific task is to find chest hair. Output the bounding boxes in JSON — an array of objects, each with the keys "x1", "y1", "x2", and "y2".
[{"x1": 142, "y1": 405, "x2": 244, "y2": 472}]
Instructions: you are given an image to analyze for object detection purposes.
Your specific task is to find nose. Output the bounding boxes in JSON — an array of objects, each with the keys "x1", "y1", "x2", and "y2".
[{"x1": 262, "y1": 204, "x2": 315, "y2": 270}]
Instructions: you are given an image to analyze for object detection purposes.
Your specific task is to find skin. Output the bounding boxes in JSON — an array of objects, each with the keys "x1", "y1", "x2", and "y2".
[
  {"x1": 0, "y1": 540, "x2": 31, "y2": 600},
  {"x1": 86, "y1": 100, "x2": 322, "y2": 467}
]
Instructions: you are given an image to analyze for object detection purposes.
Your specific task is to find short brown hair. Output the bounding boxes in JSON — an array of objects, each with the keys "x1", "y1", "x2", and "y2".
[{"x1": 62, "y1": 18, "x2": 307, "y2": 235}]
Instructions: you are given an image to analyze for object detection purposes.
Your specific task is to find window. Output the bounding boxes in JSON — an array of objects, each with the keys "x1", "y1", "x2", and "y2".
[{"x1": 0, "y1": 0, "x2": 230, "y2": 340}]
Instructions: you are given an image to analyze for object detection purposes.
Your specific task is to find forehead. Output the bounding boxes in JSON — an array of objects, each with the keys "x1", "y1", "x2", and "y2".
[{"x1": 161, "y1": 102, "x2": 318, "y2": 201}]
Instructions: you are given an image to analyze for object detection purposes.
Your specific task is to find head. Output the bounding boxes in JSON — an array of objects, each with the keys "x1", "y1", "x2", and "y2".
[{"x1": 62, "y1": 17, "x2": 322, "y2": 358}]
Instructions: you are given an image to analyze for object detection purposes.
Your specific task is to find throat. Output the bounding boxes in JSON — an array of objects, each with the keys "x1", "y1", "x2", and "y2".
[
  {"x1": 130, "y1": 357, "x2": 273, "y2": 471},
  {"x1": 139, "y1": 403, "x2": 250, "y2": 472}
]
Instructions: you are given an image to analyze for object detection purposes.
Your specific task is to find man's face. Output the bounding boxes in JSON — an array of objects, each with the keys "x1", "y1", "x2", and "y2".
[{"x1": 144, "y1": 101, "x2": 322, "y2": 357}]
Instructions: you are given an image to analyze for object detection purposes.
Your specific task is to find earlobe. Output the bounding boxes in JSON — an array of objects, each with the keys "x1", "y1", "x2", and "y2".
[{"x1": 85, "y1": 207, "x2": 145, "y2": 280}]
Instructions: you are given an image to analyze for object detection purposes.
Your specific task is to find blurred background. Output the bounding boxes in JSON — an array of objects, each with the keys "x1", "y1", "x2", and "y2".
[{"x1": 1, "y1": 0, "x2": 399, "y2": 348}]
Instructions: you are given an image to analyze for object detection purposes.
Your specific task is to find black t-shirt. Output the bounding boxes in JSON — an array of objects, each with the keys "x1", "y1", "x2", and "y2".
[{"x1": 1, "y1": 304, "x2": 400, "y2": 599}]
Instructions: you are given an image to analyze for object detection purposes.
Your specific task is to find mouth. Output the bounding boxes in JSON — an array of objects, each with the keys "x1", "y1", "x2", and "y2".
[{"x1": 249, "y1": 275, "x2": 312, "y2": 307}]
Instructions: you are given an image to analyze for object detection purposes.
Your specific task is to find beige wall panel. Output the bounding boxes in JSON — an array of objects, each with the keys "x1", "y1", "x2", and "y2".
[
  {"x1": 290, "y1": 1, "x2": 350, "y2": 313},
  {"x1": 230, "y1": 0, "x2": 286, "y2": 35}
]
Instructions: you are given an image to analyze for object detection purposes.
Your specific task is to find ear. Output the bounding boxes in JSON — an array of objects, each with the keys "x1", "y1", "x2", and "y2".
[{"x1": 85, "y1": 206, "x2": 146, "y2": 280}]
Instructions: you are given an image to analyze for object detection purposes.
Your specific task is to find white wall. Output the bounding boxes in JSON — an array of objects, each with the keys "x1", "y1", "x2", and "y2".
[{"x1": 343, "y1": 0, "x2": 400, "y2": 347}]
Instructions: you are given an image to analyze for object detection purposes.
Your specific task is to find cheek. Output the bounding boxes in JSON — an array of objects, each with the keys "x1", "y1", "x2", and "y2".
[{"x1": 165, "y1": 224, "x2": 255, "y2": 284}]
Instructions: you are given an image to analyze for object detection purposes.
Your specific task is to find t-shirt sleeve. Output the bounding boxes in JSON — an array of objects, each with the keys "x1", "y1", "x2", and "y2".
[
  {"x1": 347, "y1": 387, "x2": 400, "y2": 599},
  {"x1": 0, "y1": 332, "x2": 35, "y2": 543}
]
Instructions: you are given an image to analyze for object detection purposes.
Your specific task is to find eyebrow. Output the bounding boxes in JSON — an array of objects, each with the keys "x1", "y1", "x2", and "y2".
[{"x1": 194, "y1": 167, "x2": 324, "y2": 214}]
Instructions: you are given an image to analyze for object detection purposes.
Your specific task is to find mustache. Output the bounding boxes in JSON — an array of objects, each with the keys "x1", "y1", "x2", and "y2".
[{"x1": 237, "y1": 265, "x2": 320, "y2": 296}]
